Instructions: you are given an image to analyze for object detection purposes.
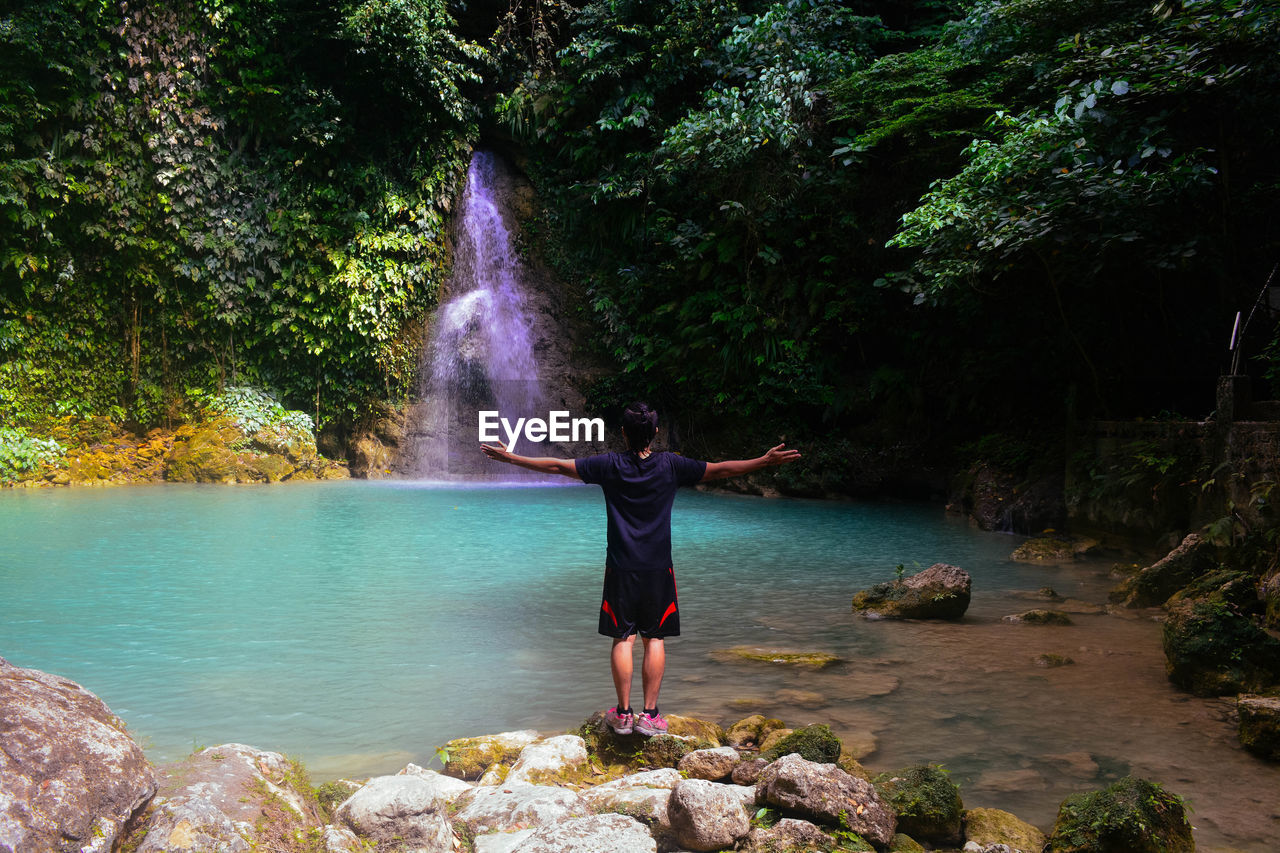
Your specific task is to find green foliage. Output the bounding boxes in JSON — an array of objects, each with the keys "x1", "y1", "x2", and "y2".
[
  {"x1": 204, "y1": 385, "x2": 316, "y2": 448},
  {"x1": 0, "y1": 427, "x2": 64, "y2": 482},
  {"x1": 761, "y1": 723, "x2": 843, "y2": 763},
  {"x1": 1046, "y1": 776, "x2": 1194, "y2": 853}
]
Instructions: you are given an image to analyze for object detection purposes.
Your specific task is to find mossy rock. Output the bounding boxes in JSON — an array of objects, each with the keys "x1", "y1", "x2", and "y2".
[
  {"x1": 441, "y1": 731, "x2": 538, "y2": 780},
  {"x1": 713, "y1": 646, "x2": 843, "y2": 669},
  {"x1": 762, "y1": 724, "x2": 843, "y2": 764},
  {"x1": 1012, "y1": 536, "x2": 1096, "y2": 562},
  {"x1": 886, "y1": 833, "x2": 926, "y2": 852},
  {"x1": 1237, "y1": 693, "x2": 1280, "y2": 761},
  {"x1": 837, "y1": 753, "x2": 872, "y2": 782},
  {"x1": 1167, "y1": 569, "x2": 1262, "y2": 612},
  {"x1": 850, "y1": 563, "x2": 971, "y2": 620},
  {"x1": 726, "y1": 714, "x2": 788, "y2": 749},
  {"x1": 873, "y1": 764, "x2": 963, "y2": 846},
  {"x1": 963, "y1": 806, "x2": 1047, "y2": 852},
  {"x1": 577, "y1": 710, "x2": 646, "y2": 766},
  {"x1": 1163, "y1": 597, "x2": 1280, "y2": 696},
  {"x1": 250, "y1": 453, "x2": 294, "y2": 483},
  {"x1": 1111, "y1": 532, "x2": 1216, "y2": 608},
  {"x1": 1045, "y1": 776, "x2": 1193, "y2": 853},
  {"x1": 1005, "y1": 609, "x2": 1074, "y2": 626},
  {"x1": 758, "y1": 727, "x2": 793, "y2": 755},
  {"x1": 665, "y1": 714, "x2": 724, "y2": 746},
  {"x1": 640, "y1": 734, "x2": 694, "y2": 768},
  {"x1": 836, "y1": 833, "x2": 875, "y2": 851}
]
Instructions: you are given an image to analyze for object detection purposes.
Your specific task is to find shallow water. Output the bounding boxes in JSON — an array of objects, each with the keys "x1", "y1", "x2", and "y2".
[{"x1": 1, "y1": 481, "x2": 1276, "y2": 850}]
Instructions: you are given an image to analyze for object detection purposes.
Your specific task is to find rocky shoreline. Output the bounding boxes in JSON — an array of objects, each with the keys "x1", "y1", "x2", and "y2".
[{"x1": 1, "y1": 657, "x2": 1202, "y2": 853}]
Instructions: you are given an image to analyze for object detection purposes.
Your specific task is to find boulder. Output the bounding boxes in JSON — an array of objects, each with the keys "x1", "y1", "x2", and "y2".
[
  {"x1": 642, "y1": 734, "x2": 696, "y2": 768},
  {"x1": 335, "y1": 773, "x2": 454, "y2": 851},
  {"x1": 1045, "y1": 776, "x2": 1193, "y2": 853},
  {"x1": 1237, "y1": 694, "x2": 1280, "y2": 760},
  {"x1": 1011, "y1": 536, "x2": 1098, "y2": 562},
  {"x1": 0, "y1": 659, "x2": 156, "y2": 853},
  {"x1": 135, "y1": 743, "x2": 321, "y2": 853},
  {"x1": 725, "y1": 715, "x2": 788, "y2": 749},
  {"x1": 761, "y1": 724, "x2": 843, "y2": 764},
  {"x1": 666, "y1": 779, "x2": 751, "y2": 852},
  {"x1": 1262, "y1": 562, "x2": 1280, "y2": 630},
  {"x1": 678, "y1": 747, "x2": 740, "y2": 781},
  {"x1": 507, "y1": 812, "x2": 656, "y2": 853},
  {"x1": 731, "y1": 758, "x2": 769, "y2": 785},
  {"x1": 740, "y1": 817, "x2": 836, "y2": 852},
  {"x1": 319, "y1": 823, "x2": 364, "y2": 852},
  {"x1": 963, "y1": 807, "x2": 1047, "y2": 853},
  {"x1": 453, "y1": 784, "x2": 587, "y2": 835},
  {"x1": 442, "y1": 730, "x2": 541, "y2": 780},
  {"x1": 1111, "y1": 532, "x2": 1215, "y2": 608},
  {"x1": 1162, "y1": 597, "x2": 1280, "y2": 696},
  {"x1": 873, "y1": 765, "x2": 963, "y2": 846},
  {"x1": 851, "y1": 563, "x2": 971, "y2": 620},
  {"x1": 579, "y1": 768, "x2": 680, "y2": 830},
  {"x1": 665, "y1": 714, "x2": 725, "y2": 746},
  {"x1": 504, "y1": 734, "x2": 588, "y2": 785},
  {"x1": 474, "y1": 829, "x2": 535, "y2": 853},
  {"x1": 397, "y1": 763, "x2": 474, "y2": 802},
  {"x1": 756, "y1": 754, "x2": 896, "y2": 846}
]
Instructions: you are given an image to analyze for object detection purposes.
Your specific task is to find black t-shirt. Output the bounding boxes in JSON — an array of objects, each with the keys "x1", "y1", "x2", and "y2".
[{"x1": 575, "y1": 451, "x2": 708, "y2": 571}]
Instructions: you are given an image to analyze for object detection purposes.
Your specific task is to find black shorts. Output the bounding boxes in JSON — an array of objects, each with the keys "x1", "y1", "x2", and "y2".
[{"x1": 598, "y1": 566, "x2": 680, "y2": 639}]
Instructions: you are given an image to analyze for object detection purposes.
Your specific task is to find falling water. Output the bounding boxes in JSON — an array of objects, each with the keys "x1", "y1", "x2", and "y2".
[{"x1": 402, "y1": 151, "x2": 552, "y2": 480}]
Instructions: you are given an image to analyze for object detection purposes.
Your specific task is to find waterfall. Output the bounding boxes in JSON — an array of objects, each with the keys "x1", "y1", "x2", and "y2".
[{"x1": 401, "y1": 150, "x2": 554, "y2": 480}]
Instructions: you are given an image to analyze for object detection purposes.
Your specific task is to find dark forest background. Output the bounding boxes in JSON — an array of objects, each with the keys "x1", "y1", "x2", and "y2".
[{"x1": 3, "y1": 0, "x2": 1279, "y2": 479}]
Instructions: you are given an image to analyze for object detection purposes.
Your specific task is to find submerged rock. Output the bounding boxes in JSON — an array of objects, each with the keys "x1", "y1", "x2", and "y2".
[
  {"x1": 0, "y1": 659, "x2": 157, "y2": 853},
  {"x1": 137, "y1": 743, "x2": 321, "y2": 853},
  {"x1": 1045, "y1": 776, "x2": 1193, "y2": 853},
  {"x1": 851, "y1": 563, "x2": 972, "y2": 620},
  {"x1": 1003, "y1": 609, "x2": 1074, "y2": 625},
  {"x1": 712, "y1": 647, "x2": 843, "y2": 668},
  {"x1": 1012, "y1": 536, "x2": 1098, "y2": 562},
  {"x1": 1237, "y1": 693, "x2": 1280, "y2": 760}
]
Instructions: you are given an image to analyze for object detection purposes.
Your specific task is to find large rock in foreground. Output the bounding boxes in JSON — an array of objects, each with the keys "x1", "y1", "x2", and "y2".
[
  {"x1": 851, "y1": 563, "x2": 972, "y2": 619},
  {"x1": 335, "y1": 772, "x2": 456, "y2": 851},
  {"x1": 1162, "y1": 597, "x2": 1280, "y2": 696},
  {"x1": 134, "y1": 743, "x2": 323, "y2": 853},
  {"x1": 755, "y1": 754, "x2": 896, "y2": 846},
  {"x1": 0, "y1": 659, "x2": 157, "y2": 853},
  {"x1": 1111, "y1": 532, "x2": 1215, "y2": 608}
]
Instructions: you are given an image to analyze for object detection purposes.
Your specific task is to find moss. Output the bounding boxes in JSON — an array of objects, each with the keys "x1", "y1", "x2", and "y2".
[
  {"x1": 726, "y1": 714, "x2": 788, "y2": 749},
  {"x1": 665, "y1": 714, "x2": 725, "y2": 745},
  {"x1": 1046, "y1": 776, "x2": 1193, "y2": 853},
  {"x1": 762, "y1": 724, "x2": 843, "y2": 764},
  {"x1": 1008, "y1": 609, "x2": 1074, "y2": 625},
  {"x1": 873, "y1": 765, "x2": 963, "y2": 846},
  {"x1": 315, "y1": 780, "x2": 355, "y2": 820},
  {"x1": 714, "y1": 646, "x2": 843, "y2": 669},
  {"x1": 640, "y1": 734, "x2": 695, "y2": 768},
  {"x1": 886, "y1": 833, "x2": 926, "y2": 852},
  {"x1": 1163, "y1": 597, "x2": 1280, "y2": 696},
  {"x1": 441, "y1": 734, "x2": 532, "y2": 780}
]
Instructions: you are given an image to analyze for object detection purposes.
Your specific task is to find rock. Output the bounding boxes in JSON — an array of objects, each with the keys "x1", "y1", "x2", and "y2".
[
  {"x1": 725, "y1": 715, "x2": 788, "y2": 749},
  {"x1": 1045, "y1": 776, "x2": 1193, "y2": 853},
  {"x1": 851, "y1": 563, "x2": 971, "y2": 620},
  {"x1": 579, "y1": 768, "x2": 680, "y2": 830},
  {"x1": 873, "y1": 765, "x2": 963, "y2": 846},
  {"x1": 761, "y1": 723, "x2": 843, "y2": 763},
  {"x1": 1162, "y1": 597, "x2": 1280, "y2": 696},
  {"x1": 1033, "y1": 653, "x2": 1076, "y2": 667},
  {"x1": 1003, "y1": 609, "x2": 1073, "y2": 625},
  {"x1": 1111, "y1": 532, "x2": 1216, "y2": 608},
  {"x1": 1262, "y1": 562, "x2": 1280, "y2": 630},
  {"x1": 963, "y1": 807, "x2": 1047, "y2": 853},
  {"x1": 678, "y1": 747, "x2": 740, "y2": 781},
  {"x1": 665, "y1": 714, "x2": 725, "y2": 746},
  {"x1": 0, "y1": 659, "x2": 157, "y2": 853},
  {"x1": 758, "y1": 727, "x2": 794, "y2": 755},
  {"x1": 475, "y1": 828, "x2": 535, "y2": 853},
  {"x1": 712, "y1": 647, "x2": 843, "y2": 668},
  {"x1": 731, "y1": 758, "x2": 769, "y2": 785},
  {"x1": 453, "y1": 784, "x2": 587, "y2": 835},
  {"x1": 666, "y1": 779, "x2": 751, "y2": 852},
  {"x1": 442, "y1": 730, "x2": 541, "y2": 780},
  {"x1": 740, "y1": 817, "x2": 835, "y2": 852},
  {"x1": 136, "y1": 743, "x2": 320, "y2": 853},
  {"x1": 320, "y1": 823, "x2": 364, "y2": 852},
  {"x1": 507, "y1": 812, "x2": 656, "y2": 853},
  {"x1": 505, "y1": 734, "x2": 588, "y2": 784},
  {"x1": 335, "y1": 773, "x2": 454, "y2": 851},
  {"x1": 397, "y1": 763, "x2": 475, "y2": 802},
  {"x1": 1040, "y1": 752, "x2": 1099, "y2": 779},
  {"x1": 890, "y1": 833, "x2": 927, "y2": 852},
  {"x1": 1237, "y1": 693, "x2": 1280, "y2": 760},
  {"x1": 642, "y1": 734, "x2": 696, "y2": 768},
  {"x1": 1012, "y1": 536, "x2": 1098, "y2": 562},
  {"x1": 775, "y1": 688, "x2": 828, "y2": 708},
  {"x1": 756, "y1": 754, "x2": 896, "y2": 846}
]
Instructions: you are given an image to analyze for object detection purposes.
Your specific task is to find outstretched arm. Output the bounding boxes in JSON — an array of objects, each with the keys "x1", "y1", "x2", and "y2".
[
  {"x1": 701, "y1": 443, "x2": 801, "y2": 482},
  {"x1": 480, "y1": 444, "x2": 581, "y2": 480}
]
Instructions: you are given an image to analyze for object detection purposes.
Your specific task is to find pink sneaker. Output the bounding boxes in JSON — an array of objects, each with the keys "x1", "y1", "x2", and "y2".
[
  {"x1": 634, "y1": 711, "x2": 667, "y2": 737},
  {"x1": 604, "y1": 706, "x2": 634, "y2": 735}
]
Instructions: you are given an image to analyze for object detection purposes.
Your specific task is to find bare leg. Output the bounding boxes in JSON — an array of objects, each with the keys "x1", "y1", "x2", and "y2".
[
  {"x1": 641, "y1": 637, "x2": 665, "y2": 710},
  {"x1": 611, "y1": 635, "x2": 636, "y2": 710}
]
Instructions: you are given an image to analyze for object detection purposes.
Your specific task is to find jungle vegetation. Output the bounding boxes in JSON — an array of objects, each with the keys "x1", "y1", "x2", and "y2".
[{"x1": 3, "y1": 0, "x2": 1279, "y2": 465}]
